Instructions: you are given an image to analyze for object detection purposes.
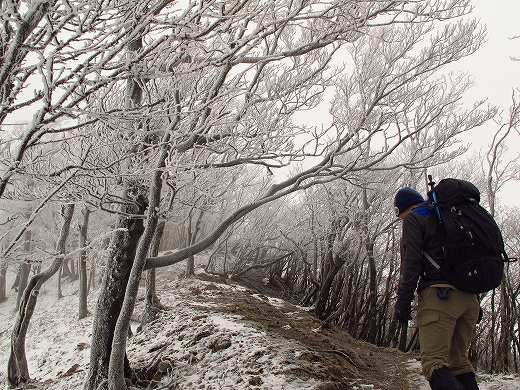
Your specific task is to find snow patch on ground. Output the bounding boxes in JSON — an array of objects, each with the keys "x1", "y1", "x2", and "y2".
[
  {"x1": 129, "y1": 297, "x2": 320, "y2": 389},
  {"x1": 208, "y1": 314, "x2": 258, "y2": 333}
]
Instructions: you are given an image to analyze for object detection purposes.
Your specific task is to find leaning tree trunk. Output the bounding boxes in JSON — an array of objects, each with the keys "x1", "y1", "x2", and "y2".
[
  {"x1": 185, "y1": 211, "x2": 195, "y2": 277},
  {"x1": 315, "y1": 221, "x2": 347, "y2": 321},
  {"x1": 315, "y1": 255, "x2": 345, "y2": 320},
  {"x1": 361, "y1": 187, "x2": 378, "y2": 344},
  {"x1": 365, "y1": 239, "x2": 378, "y2": 344},
  {"x1": 0, "y1": 259, "x2": 7, "y2": 302},
  {"x1": 83, "y1": 191, "x2": 146, "y2": 390},
  {"x1": 78, "y1": 206, "x2": 91, "y2": 319},
  {"x1": 140, "y1": 220, "x2": 166, "y2": 328},
  {"x1": 7, "y1": 203, "x2": 74, "y2": 387},
  {"x1": 15, "y1": 229, "x2": 32, "y2": 311},
  {"x1": 108, "y1": 138, "x2": 169, "y2": 390}
]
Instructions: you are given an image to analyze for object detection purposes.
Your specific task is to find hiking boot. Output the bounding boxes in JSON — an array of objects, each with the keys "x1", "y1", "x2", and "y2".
[
  {"x1": 429, "y1": 367, "x2": 465, "y2": 390},
  {"x1": 455, "y1": 372, "x2": 479, "y2": 390}
]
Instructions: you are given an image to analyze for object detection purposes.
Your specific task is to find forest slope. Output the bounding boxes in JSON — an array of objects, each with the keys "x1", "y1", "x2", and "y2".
[{"x1": 0, "y1": 267, "x2": 518, "y2": 389}]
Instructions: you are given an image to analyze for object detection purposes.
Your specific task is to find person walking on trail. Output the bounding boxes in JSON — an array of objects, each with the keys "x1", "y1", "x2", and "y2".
[{"x1": 393, "y1": 187, "x2": 480, "y2": 390}]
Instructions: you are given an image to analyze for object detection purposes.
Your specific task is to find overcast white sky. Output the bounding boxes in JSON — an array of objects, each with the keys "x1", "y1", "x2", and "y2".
[
  {"x1": 464, "y1": 0, "x2": 519, "y2": 110},
  {"x1": 456, "y1": 0, "x2": 519, "y2": 207}
]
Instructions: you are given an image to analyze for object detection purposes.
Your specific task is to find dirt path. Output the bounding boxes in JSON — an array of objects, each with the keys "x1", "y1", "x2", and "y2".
[
  {"x1": 0, "y1": 263, "x2": 418, "y2": 390},
  {"x1": 150, "y1": 275, "x2": 416, "y2": 390}
]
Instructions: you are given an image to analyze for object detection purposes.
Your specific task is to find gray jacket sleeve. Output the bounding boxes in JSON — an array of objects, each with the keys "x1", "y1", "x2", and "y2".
[{"x1": 397, "y1": 214, "x2": 424, "y2": 305}]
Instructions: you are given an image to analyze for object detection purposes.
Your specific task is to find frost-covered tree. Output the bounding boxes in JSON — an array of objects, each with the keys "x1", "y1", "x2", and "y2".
[
  {"x1": 0, "y1": 0, "x2": 178, "y2": 199},
  {"x1": 87, "y1": 2, "x2": 496, "y2": 389},
  {"x1": 1, "y1": 0, "x2": 502, "y2": 388}
]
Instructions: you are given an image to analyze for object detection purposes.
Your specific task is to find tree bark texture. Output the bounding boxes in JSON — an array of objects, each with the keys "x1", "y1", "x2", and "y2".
[
  {"x1": 362, "y1": 188, "x2": 378, "y2": 344},
  {"x1": 185, "y1": 211, "x2": 195, "y2": 277},
  {"x1": 15, "y1": 229, "x2": 32, "y2": 311},
  {"x1": 0, "y1": 259, "x2": 7, "y2": 302},
  {"x1": 78, "y1": 207, "x2": 91, "y2": 320},
  {"x1": 7, "y1": 203, "x2": 74, "y2": 387},
  {"x1": 497, "y1": 280, "x2": 513, "y2": 372},
  {"x1": 83, "y1": 192, "x2": 146, "y2": 390},
  {"x1": 315, "y1": 223, "x2": 347, "y2": 321},
  {"x1": 141, "y1": 220, "x2": 165, "y2": 328},
  {"x1": 84, "y1": 29, "x2": 146, "y2": 389},
  {"x1": 88, "y1": 258, "x2": 97, "y2": 292},
  {"x1": 57, "y1": 264, "x2": 63, "y2": 298},
  {"x1": 107, "y1": 140, "x2": 168, "y2": 390},
  {"x1": 399, "y1": 322, "x2": 408, "y2": 352},
  {"x1": 61, "y1": 257, "x2": 73, "y2": 278}
]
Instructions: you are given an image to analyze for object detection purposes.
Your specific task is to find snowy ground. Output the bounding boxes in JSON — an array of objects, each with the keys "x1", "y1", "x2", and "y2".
[
  {"x1": 0, "y1": 270, "x2": 94, "y2": 388},
  {"x1": 128, "y1": 281, "x2": 320, "y2": 389},
  {"x1": 1, "y1": 264, "x2": 519, "y2": 390},
  {"x1": 405, "y1": 359, "x2": 520, "y2": 390}
]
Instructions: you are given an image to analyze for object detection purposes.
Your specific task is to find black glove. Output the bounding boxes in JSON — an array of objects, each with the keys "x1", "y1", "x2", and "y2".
[{"x1": 394, "y1": 300, "x2": 412, "y2": 324}]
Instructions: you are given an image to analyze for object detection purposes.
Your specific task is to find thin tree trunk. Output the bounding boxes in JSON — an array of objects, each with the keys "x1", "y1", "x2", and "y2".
[
  {"x1": 11, "y1": 271, "x2": 20, "y2": 291},
  {"x1": 140, "y1": 220, "x2": 166, "y2": 328},
  {"x1": 69, "y1": 257, "x2": 77, "y2": 280},
  {"x1": 309, "y1": 207, "x2": 318, "y2": 280},
  {"x1": 490, "y1": 289, "x2": 497, "y2": 372},
  {"x1": 362, "y1": 188, "x2": 378, "y2": 344},
  {"x1": 497, "y1": 280, "x2": 512, "y2": 372},
  {"x1": 57, "y1": 263, "x2": 63, "y2": 298},
  {"x1": 15, "y1": 229, "x2": 32, "y2": 311},
  {"x1": 0, "y1": 259, "x2": 7, "y2": 302},
  {"x1": 365, "y1": 239, "x2": 377, "y2": 343},
  {"x1": 79, "y1": 206, "x2": 91, "y2": 319},
  {"x1": 186, "y1": 256, "x2": 195, "y2": 276},
  {"x1": 88, "y1": 259, "x2": 96, "y2": 292},
  {"x1": 185, "y1": 211, "x2": 195, "y2": 277},
  {"x1": 8, "y1": 203, "x2": 74, "y2": 387},
  {"x1": 222, "y1": 240, "x2": 228, "y2": 274},
  {"x1": 61, "y1": 258, "x2": 73, "y2": 278}
]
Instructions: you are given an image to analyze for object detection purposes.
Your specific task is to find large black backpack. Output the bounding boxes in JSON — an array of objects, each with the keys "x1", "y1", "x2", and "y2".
[{"x1": 427, "y1": 178, "x2": 509, "y2": 293}]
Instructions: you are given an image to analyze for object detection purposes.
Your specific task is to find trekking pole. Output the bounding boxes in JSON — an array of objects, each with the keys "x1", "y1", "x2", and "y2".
[
  {"x1": 427, "y1": 175, "x2": 443, "y2": 224},
  {"x1": 405, "y1": 328, "x2": 419, "y2": 352}
]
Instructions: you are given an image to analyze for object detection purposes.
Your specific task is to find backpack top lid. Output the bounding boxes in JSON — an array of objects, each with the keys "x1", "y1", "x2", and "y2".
[{"x1": 431, "y1": 178, "x2": 480, "y2": 206}]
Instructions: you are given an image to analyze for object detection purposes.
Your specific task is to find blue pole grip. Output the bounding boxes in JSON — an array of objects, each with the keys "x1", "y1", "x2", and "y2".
[{"x1": 431, "y1": 191, "x2": 443, "y2": 224}]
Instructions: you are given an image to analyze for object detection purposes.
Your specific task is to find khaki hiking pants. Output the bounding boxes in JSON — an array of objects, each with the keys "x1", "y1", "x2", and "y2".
[{"x1": 417, "y1": 286, "x2": 480, "y2": 380}]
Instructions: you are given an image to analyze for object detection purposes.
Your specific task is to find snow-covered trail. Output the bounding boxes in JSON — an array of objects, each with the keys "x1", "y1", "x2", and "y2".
[{"x1": 1, "y1": 267, "x2": 519, "y2": 390}]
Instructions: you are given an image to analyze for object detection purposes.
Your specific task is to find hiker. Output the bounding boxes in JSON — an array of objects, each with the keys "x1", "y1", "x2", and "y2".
[{"x1": 393, "y1": 187, "x2": 480, "y2": 390}]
